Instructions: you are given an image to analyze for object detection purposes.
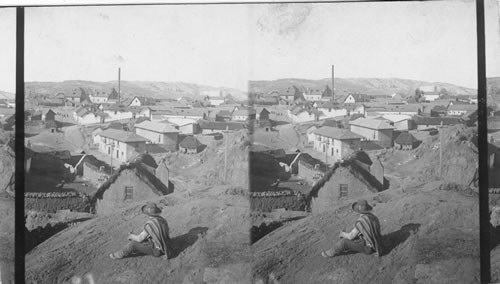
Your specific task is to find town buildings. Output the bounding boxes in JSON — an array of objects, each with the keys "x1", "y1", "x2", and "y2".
[
  {"x1": 134, "y1": 120, "x2": 179, "y2": 151},
  {"x1": 94, "y1": 128, "x2": 148, "y2": 163},
  {"x1": 312, "y1": 126, "x2": 364, "y2": 162},
  {"x1": 349, "y1": 117, "x2": 394, "y2": 147}
]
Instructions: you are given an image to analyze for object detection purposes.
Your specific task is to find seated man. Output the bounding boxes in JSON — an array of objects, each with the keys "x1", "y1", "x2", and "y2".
[
  {"x1": 321, "y1": 199, "x2": 382, "y2": 258},
  {"x1": 110, "y1": 202, "x2": 173, "y2": 259}
]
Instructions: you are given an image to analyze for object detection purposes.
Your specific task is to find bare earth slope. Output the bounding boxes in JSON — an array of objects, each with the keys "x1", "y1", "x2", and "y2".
[
  {"x1": 252, "y1": 187, "x2": 479, "y2": 284},
  {"x1": 26, "y1": 185, "x2": 251, "y2": 284}
]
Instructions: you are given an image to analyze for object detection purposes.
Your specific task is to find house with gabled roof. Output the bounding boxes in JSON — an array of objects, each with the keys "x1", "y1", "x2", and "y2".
[
  {"x1": 349, "y1": 117, "x2": 394, "y2": 147},
  {"x1": 303, "y1": 88, "x2": 323, "y2": 101},
  {"x1": 129, "y1": 96, "x2": 156, "y2": 107},
  {"x1": 289, "y1": 105, "x2": 324, "y2": 123},
  {"x1": 179, "y1": 136, "x2": 205, "y2": 154},
  {"x1": 307, "y1": 152, "x2": 385, "y2": 214},
  {"x1": 394, "y1": 132, "x2": 420, "y2": 150},
  {"x1": 88, "y1": 90, "x2": 109, "y2": 104},
  {"x1": 95, "y1": 128, "x2": 149, "y2": 163},
  {"x1": 313, "y1": 126, "x2": 364, "y2": 161},
  {"x1": 92, "y1": 154, "x2": 172, "y2": 215},
  {"x1": 343, "y1": 93, "x2": 369, "y2": 104}
]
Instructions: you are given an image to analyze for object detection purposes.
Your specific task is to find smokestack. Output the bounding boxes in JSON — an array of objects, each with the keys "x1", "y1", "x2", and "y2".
[
  {"x1": 118, "y1": 67, "x2": 121, "y2": 105},
  {"x1": 331, "y1": 64, "x2": 335, "y2": 103}
]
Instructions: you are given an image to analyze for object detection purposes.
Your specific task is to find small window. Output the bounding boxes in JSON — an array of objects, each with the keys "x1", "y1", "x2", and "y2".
[
  {"x1": 339, "y1": 184, "x2": 348, "y2": 199},
  {"x1": 124, "y1": 186, "x2": 133, "y2": 200}
]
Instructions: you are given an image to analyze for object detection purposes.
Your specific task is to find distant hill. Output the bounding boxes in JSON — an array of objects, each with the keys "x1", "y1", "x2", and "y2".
[
  {"x1": 23, "y1": 80, "x2": 248, "y2": 101},
  {"x1": 0, "y1": 90, "x2": 14, "y2": 100},
  {"x1": 249, "y1": 77, "x2": 477, "y2": 98}
]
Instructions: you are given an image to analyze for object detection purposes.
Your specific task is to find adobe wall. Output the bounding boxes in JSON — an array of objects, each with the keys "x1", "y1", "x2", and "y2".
[
  {"x1": 95, "y1": 169, "x2": 163, "y2": 215},
  {"x1": 311, "y1": 167, "x2": 374, "y2": 215},
  {"x1": 24, "y1": 192, "x2": 92, "y2": 213},
  {"x1": 250, "y1": 191, "x2": 307, "y2": 212}
]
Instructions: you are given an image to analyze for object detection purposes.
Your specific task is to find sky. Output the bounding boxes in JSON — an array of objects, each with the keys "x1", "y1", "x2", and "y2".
[
  {"x1": 0, "y1": 8, "x2": 16, "y2": 94},
  {"x1": 0, "y1": 1, "x2": 500, "y2": 93}
]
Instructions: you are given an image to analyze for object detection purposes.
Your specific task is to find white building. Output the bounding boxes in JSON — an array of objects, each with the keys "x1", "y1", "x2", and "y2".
[
  {"x1": 447, "y1": 104, "x2": 477, "y2": 116},
  {"x1": 89, "y1": 91, "x2": 109, "y2": 104},
  {"x1": 134, "y1": 120, "x2": 179, "y2": 150},
  {"x1": 349, "y1": 117, "x2": 394, "y2": 147},
  {"x1": 166, "y1": 118, "x2": 199, "y2": 135},
  {"x1": 313, "y1": 126, "x2": 364, "y2": 162},
  {"x1": 303, "y1": 89, "x2": 322, "y2": 101},
  {"x1": 379, "y1": 114, "x2": 415, "y2": 131},
  {"x1": 95, "y1": 128, "x2": 148, "y2": 163}
]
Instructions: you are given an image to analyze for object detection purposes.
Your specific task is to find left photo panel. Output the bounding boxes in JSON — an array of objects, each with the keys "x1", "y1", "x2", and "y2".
[
  {"x1": 0, "y1": 7, "x2": 16, "y2": 284},
  {"x1": 24, "y1": 5, "x2": 251, "y2": 283}
]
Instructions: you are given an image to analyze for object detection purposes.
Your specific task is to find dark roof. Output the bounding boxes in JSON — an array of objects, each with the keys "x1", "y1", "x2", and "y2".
[
  {"x1": 308, "y1": 157, "x2": 383, "y2": 200},
  {"x1": 92, "y1": 161, "x2": 169, "y2": 202},
  {"x1": 321, "y1": 119, "x2": 341, "y2": 128},
  {"x1": 394, "y1": 132, "x2": 419, "y2": 145},
  {"x1": 97, "y1": 128, "x2": 149, "y2": 143},
  {"x1": 198, "y1": 120, "x2": 246, "y2": 131},
  {"x1": 413, "y1": 115, "x2": 463, "y2": 126},
  {"x1": 179, "y1": 136, "x2": 204, "y2": 149},
  {"x1": 83, "y1": 155, "x2": 113, "y2": 175},
  {"x1": 132, "y1": 153, "x2": 158, "y2": 169}
]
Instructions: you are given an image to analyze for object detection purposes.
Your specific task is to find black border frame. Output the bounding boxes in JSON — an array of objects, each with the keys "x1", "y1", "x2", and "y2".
[{"x1": 10, "y1": 1, "x2": 491, "y2": 282}]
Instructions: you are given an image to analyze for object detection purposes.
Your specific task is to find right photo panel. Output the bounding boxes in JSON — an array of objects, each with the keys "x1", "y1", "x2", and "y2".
[
  {"x1": 248, "y1": 1, "x2": 481, "y2": 283},
  {"x1": 486, "y1": 0, "x2": 500, "y2": 282}
]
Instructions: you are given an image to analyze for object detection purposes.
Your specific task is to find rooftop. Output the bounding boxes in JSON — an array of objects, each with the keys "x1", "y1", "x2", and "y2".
[
  {"x1": 313, "y1": 126, "x2": 364, "y2": 140},
  {"x1": 97, "y1": 128, "x2": 149, "y2": 143},
  {"x1": 134, "y1": 120, "x2": 179, "y2": 133},
  {"x1": 350, "y1": 117, "x2": 394, "y2": 130}
]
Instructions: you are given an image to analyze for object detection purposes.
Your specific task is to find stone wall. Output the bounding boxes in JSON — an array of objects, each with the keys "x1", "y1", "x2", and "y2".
[
  {"x1": 250, "y1": 191, "x2": 307, "y2": 212},
  {"x1": 25, "y1": 192, "x2": 92, "y2": 213}
]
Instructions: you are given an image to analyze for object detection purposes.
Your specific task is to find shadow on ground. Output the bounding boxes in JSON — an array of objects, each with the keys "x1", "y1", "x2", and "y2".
[
  {"x1": 170, "y1": 226, "x2": 209, "y2": 258},
  {"x1": 380, "y1": 223, "x2": 421, "y2": 256}
]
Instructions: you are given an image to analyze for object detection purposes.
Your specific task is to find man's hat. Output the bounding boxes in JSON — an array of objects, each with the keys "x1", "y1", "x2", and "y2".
[
  {"x1": 351, "y1": 199, "x2": 373, "y2": 214},
  {"x1": 141, "y1": 202, "x2": 162, "y2": 216}
]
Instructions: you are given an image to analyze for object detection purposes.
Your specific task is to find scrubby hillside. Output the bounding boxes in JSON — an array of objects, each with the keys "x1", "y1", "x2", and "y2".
[{"x1": 252, "y1": 186, "x2": 479, "y2": 284}]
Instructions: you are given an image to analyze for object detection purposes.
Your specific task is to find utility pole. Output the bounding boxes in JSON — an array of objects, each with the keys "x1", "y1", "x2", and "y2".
[
  {"x1": 118, "y1": 67, "x2": 121, "y2": 105},
  {"x1": 331, "y1": 64, "x2": 335, "y2": 103},
  {"x1": 439, "y1": 121, "x2": 443, "y2": 177},
  {"x1": 223, "y1": 126, "x2": 228, "y2": 183}
]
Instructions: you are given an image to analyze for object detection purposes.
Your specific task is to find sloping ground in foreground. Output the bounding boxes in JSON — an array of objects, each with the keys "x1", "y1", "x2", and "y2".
[
  {"x1": 252, "y1": 187, "x2": 479, "y2": 284},
  {"x1": 26, "y1": 185, "x2": 251, "y2": 284}
]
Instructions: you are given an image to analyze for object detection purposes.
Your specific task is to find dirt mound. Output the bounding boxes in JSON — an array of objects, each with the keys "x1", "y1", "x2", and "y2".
[
  {"x1": 0, "y1": 145, "x2": 15, "y2": 196},
  {"x1": 26, "y1": 185, "x2": 251, "y2": 283},
  {"x1": 380, "y1": 125, "x2": 477, "y2": 187},
  {"x1": 251, "y1": 187, "x2": 479, "y2": 283},
  {"x1": 163, "y1": 130, "x2": 249, "y2": 189}
]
